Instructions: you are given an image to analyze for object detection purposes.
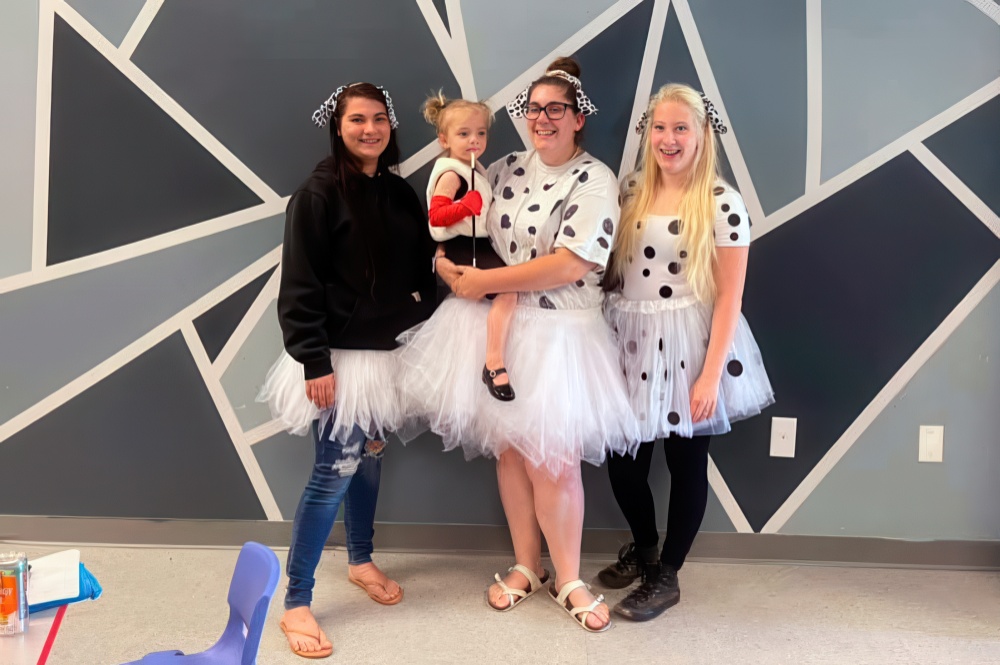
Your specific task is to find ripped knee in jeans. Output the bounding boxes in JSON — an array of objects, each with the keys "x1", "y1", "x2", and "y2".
[{"x1": 364, "y1": 439, "x2": 386, "y2": 458}]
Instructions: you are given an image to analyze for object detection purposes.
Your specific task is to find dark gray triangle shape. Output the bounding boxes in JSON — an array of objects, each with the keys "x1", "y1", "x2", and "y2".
[{"x1": 194, "y1": 266, "x2": 277, "y2": 362}]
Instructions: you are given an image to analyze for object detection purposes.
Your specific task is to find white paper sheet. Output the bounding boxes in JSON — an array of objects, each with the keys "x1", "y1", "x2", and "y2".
[{"x1": 27, "y1": 549, "x2": 80, "y2": 605}]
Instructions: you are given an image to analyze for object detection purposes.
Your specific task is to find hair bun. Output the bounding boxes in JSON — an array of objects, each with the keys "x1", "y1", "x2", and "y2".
[
  {"x1": 421, "y1": 90, "x2": 448, "y2": 126},
  {"x1": 546, "y1": 56, "x2": 580, "y2": 79}
]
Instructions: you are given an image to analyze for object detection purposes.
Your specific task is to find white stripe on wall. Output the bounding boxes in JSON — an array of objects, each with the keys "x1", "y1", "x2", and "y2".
[{"x1": 118, "y1": 0, "x2": 163, "y2": 60}]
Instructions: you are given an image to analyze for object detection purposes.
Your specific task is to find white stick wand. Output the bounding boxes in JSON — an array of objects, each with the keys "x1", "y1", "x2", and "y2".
[{"x1": 470, "y1": 152, "x2": 477, "y2": 268}]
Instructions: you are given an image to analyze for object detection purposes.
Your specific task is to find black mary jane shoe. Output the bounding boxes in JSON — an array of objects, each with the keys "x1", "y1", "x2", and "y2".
[{"x1": 482, "y1": 365, "x2": 516, "y2": 401}]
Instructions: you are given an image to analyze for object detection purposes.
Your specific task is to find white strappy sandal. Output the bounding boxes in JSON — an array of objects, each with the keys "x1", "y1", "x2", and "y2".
[
  {"x1": 548, "y1": 579, "x2": 612, "y2": 633},
  {"x1": 485, "y1": 564, "x2": 550, "y2": 612}
]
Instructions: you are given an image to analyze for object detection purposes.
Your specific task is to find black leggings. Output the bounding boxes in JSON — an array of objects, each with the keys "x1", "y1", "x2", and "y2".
[{"x1": 607, "y1": 435, "x2": 711, "y2": 570}]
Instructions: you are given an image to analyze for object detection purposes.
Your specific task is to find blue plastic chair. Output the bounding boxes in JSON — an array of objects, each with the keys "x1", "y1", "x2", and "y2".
[{"x1": 123, "y1": 542, "x2": 280, "y2": 665}]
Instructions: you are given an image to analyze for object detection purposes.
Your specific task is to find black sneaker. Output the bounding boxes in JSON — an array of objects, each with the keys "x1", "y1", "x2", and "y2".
[
  {"x1": 613, "y1": 564, "x2": 680, "y2": 622},
  {"x1": 597, "y1": 542, "x2": 641, "y2": 589}
]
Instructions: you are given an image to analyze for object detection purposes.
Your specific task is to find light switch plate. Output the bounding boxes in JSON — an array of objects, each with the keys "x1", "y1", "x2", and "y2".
[
  {"x1": 770, "y1": 417, "x2": 797, "y2": 458},
  {"x1": 918, "y1": 425, "x2": 944, "y2": 463}
]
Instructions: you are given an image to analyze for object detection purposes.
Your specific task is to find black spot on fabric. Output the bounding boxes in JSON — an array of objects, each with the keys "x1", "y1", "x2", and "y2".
[
  {"x1": 524, "y1": 187, "x2": 530, "y2": 194},
  {"x1": 500, "y1": 214, "x2": 511, "y2": 228},
  {"x1": 728, "y1": 214, "x2": 741, "y2": 227},
  {"x1": 664, "y1": 369, "x2": 669, "y2": 380},
  {"x1": 727, "y1": 359, "x2": 744, "y2": 377},
  {"x1": 528, "y1": 204, "x2": 540, "y2": 212},
  {"x1": 659, "y1": 285, "x2": 672, "y2": 298},
  {"x1": 579, "y1": 172, "x2": 589, "y2": 183},
  {"x1": 644, "y1": 246, "x2": 656, "y2": 259},
  {"x1": 679, "y1": 250, "x2": 687, "y2": 258},
  {"x1": 602, "y1": 218, "x2": 614, "y2": 235},
  {"x1": 626, "y1": 340, "x2": 638, "y2": 354},
  {"x1": 668, "y1": 220, "x2": 680, "y2": 235},
  {"x1": 572, "y1": 169, "x2": 580, "y2": 175},
  {"x1": 564, "y1": 204, "x2": 579, "y2": 220},
  {"x1": 583, "y1": 160, "x2": 593, "y2": 164},
  {"x1": 713, "y1": 186, "x2": 724, "y2": 195},
  {"x1": 658, "y1": 338, "x2": 663, "y2": 351},
  {"x1": 543, "y1": 183, "x2": 554, "y2": 191},
  {"x1": 721, "y1": 203, "x2": 730, "y2": 213},
  {"x1": 597, "y1": 237, "x2": 609, "y2": 249},
  {"x1": 730, "y1": 232, "x2": 739, "y2": 241},
  {"x1": 575, "y1": 279, "x2": 585, "y2": 287},
  {"x1": 562, "y1": 225, "x2": 576, "y2": 237},
  {"x1": 667, "y1": 412, "x2": 680, "y2": 425},
  {"x1": 513, "y1": 167, "x2": 525, "y2": 176},
  {"x1": 680, "y1": 360, "x2": 686, "y2": 369},
  {"x1": 530, "y1": 248, "x2": 537, "y2": 259},
  {"x1": 637, "y1": 221, "x2": 642, "y2": 229},
  {"x1": 539, "y1": 295, "x2": 555, "y2": 309},
  {"x1": 506, "y1": 154, "x2": 517, "y2": 166},
  {"x1": 642, "y1": 268, "x2": 650, "y2": 277},
  {"x1": 641, "y1": 372, "x2": 647, "y2": 381},
  {"x1": 551, "y1": 199, "x2": 564, "y2": 214},
  {"x1": 510, "y1": 241, "x2": 517, "y2": 253},
  {"x1": 494, "y1": 175, "x2": 499, "y2": 186},
  {"x1": 527, "y1": 225, "x2": 536, "y2": 234},
  {"x1": 502, "y1": 187, "x2": 514, "y2": 199},
  {"x1": 668, "y1": 262, "x2": 681, "y2": 275}
]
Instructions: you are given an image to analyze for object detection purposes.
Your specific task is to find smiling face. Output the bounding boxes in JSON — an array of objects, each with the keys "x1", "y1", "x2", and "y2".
[
  {"x1": 337, "y1": 96, "x2": 391, "y2": 175},
  {"x1": 527, "y1": 83, "x2": 584, "y2": 164},
  {"x1": 438, "y1": 107, "x2": 489, "y2": 162},
  {"x1": 649, "y1": 100, "x2": 701, "y2": 181}
]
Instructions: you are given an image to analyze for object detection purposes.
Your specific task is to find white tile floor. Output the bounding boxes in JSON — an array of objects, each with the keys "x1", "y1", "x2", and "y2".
[{"x1": 9, "y1": 544, "x2": 1000, "y2": 665}]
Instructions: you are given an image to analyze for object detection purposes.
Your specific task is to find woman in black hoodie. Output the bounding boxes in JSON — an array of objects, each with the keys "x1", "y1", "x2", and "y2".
[{"x1": 259, "y1": 82, "x2": 436, "y2": 658}]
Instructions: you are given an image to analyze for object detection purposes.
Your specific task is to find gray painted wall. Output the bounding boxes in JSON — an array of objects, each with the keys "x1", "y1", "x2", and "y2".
[{"x1": 1, "y1": 2, "x2": 998, "y2": 551}]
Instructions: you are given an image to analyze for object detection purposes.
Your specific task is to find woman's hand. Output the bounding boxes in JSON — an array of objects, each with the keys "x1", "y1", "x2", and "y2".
[
  {"x1": 452, "y1": 266, "x2": 489, "y2": 300},
  {"x1": 689, "y1": 372, "x2": 719, "y2": 423},
  {"x1": 305, "y1": 373, "x2": 336, "y2": 410},
  {"x1": 436, "y1": 256, "x2": 464, "y2": 290}
]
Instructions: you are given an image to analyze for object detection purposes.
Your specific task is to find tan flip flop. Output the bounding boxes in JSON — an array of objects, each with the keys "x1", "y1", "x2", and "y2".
[
  {"x1": 486, "y1": 564, "x2": 550, "y2": 611},
  {"x1": 347, "y1": 570, "x2": 404, "y2": 605},
  {"x1": 280, "y1": 620, "x2": 333, "y2": 659},
  {"x1": 548, "y1": 579, "x2": 612, "y2": 633}
]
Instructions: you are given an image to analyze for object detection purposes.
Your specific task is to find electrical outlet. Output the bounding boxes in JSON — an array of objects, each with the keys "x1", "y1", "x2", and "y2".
[
  {"x1": 918, "y1": 425, "x2": 944, "y2": 463},
  {"x1": 770, "y1": 417, "x2": 796, "y2": 458}
]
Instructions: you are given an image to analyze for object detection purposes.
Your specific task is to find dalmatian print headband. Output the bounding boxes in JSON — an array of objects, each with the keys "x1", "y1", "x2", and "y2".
[
  {"x1": 506, "y1": 69, "x2": 599, "y2": 118},
  {"x1": 312, "y1": 83, "x2": 399, "y2": 129},
  {"x1": 634, "y1": 92, "x2": 728, "y2": 135}
]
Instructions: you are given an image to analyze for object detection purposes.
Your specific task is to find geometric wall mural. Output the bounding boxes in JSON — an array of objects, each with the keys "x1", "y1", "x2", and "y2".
[{"x1": 1, "y1": 1, "x2": 998, "y2": 540}]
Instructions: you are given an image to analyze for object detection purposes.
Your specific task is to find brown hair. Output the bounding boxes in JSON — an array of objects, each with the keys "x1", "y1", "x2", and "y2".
[
  {"x1": 527, "y1": 57, "x2": 584, "y2": 144},
  {"x1": 422, "y1": 90, "x2": 493, "y2": 134},
  {"x1": 327, "y1": 82, "x2": 401, "y2": 189}
]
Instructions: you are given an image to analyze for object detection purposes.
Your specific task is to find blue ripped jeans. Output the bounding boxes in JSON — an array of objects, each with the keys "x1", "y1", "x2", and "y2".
[{"x1": 284, "y1": 418, "x2": 384, "y2": 610}]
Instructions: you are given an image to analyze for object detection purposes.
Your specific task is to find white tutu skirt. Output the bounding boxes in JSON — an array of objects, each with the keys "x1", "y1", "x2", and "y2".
[
  {"x1": 397, "y1": 297, "x2": 640, "y2": 477},
  {"x1": 256, "y1": 348, "x2": 407, "y2": 442},
  {"x1": 605, "y1": 293, "x2": 774, "y2": 441}
]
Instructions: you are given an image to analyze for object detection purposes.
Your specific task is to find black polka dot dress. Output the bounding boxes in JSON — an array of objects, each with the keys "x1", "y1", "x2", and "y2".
[
  {"x1": 398, "y1": 150, "x2": 640, "y2": 476},
  {"x1": 604, "y1": 184, "x2": 774, "y2": 440}
]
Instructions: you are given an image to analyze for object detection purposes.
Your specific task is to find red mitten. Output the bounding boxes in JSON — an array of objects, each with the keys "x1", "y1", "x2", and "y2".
[{"x1": 429, "y1": 191, "x2": 483, "y2": 227}]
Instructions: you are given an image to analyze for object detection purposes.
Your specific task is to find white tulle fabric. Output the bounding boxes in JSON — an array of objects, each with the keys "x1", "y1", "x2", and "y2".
[
  {"x1": 257, "y1": 349, "x2": 407, "y2": 442},
  {"x1": 604, "y1": 293, "x2": 774, "y2": 440},
  {"x1": 397, "y1": 297, "x2": 640, "y2": 477}
]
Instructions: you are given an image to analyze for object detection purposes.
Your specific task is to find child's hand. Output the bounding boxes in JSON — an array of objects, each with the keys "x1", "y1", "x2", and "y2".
[
  {"x1": 453, "y1": 266, "x2": 487, "y2": 300},
  {"x1": 436, "y1": 257, "x2": 464, "y2": 289}
]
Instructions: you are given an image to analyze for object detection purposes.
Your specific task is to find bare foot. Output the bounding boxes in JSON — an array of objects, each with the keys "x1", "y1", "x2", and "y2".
[
  {"x1": 348, "y1": 562, "x2": 402, "y2": 604},
  {"x1": 564, "y1": 583, "x2": 611, "y2": 631},
  {"x1": 487, "y1": 566, "x2": 544, "y2": 609},
  {"x1": 280, "y1": 606, "x2": 332, "y2": 656}
]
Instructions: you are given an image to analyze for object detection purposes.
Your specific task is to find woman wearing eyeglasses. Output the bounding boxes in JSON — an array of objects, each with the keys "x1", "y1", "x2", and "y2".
[{"x1": 399, "y1": 57, "x2": 638, "y2": 632}]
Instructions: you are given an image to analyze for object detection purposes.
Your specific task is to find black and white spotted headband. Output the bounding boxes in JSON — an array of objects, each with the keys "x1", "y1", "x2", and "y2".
[
  {"x1": 506, "y1": 69, "x2": 598, "y2": 118},
  {"x1": 312, "y1": 83, "x2": 399, "y2": 129},
  {"x1": 634, "y1": 92, "x2": 728, "y2": 135}
]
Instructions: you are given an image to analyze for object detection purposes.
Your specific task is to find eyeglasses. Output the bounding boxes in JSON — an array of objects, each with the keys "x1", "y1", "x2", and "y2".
[{"x1": 524, "y1": 102, "x2": 576, "y2": 120}]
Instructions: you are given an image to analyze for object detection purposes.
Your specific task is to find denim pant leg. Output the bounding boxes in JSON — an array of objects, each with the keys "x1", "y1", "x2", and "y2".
[
  {"x1": 343, "y1": 438, "x2": 385, "y2": 565},
  {"x1": 284, "y1": 420, "x2": 369, "y2": 610}
]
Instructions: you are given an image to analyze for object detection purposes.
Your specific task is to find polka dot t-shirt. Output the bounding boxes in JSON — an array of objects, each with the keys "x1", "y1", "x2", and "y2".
[
  {"x1": 486, "y1": 150, "x2": 619, "y2": 310},
  {"x1": 621, "y1": 184, "x2": 750, "y2": 302}
]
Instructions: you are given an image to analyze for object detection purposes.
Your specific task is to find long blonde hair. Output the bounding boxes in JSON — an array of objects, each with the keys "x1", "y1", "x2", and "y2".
[
  {"x1": 421, "y1": 90, "x2": 493, "y2": 134},
  {"x1": 608, "y1": 84, "x2": 722, "y2": 302}
]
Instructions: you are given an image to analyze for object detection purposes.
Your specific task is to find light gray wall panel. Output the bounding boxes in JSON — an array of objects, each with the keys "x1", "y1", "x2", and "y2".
[
  {"x1": 687, "y1": 0, "x2": 807, "y2": 214},
  {"x1": 463, "y1": 0, "x2": 620, "y2": 100},
  {"x1": 0, "y1": 216, "x2": 283, "y2": 426},
  {"x1": 821, "y1": 0, "x2": 1000, "y2": 181},
  {"x1": 781, "y1": 283, "x2": 1000, "y2": 540},
  {"x1": 0, "y1": 1, "x2": 37, "y2": 279},
  {"x1": 252, "y1": 429, "x2": 314, "y2": 520},
  {"x1": 64, "y1": 0, "x2": 145, "y2": 47},
  {"x1": 220, "y1": 299, "x2": 284, "y2": 431}
]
